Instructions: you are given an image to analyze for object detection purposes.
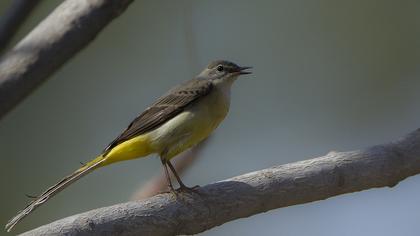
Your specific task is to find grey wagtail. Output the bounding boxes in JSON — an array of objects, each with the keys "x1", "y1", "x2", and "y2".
[{"x1": 6, "y1": 60, "x2": 251, "y2": 232}]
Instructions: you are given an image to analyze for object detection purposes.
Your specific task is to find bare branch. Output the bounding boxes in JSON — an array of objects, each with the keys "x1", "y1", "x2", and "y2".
[
  {"x1": 0, "y1": 0, "x2": 40, "y2": 53},
  {"x1": 0, "y1": 0, "x2": 133, "y2": 120},
  {"x1": 131, "y1": 138, "x2": 210, "y2": 200},
  {"x1": 20, "y1": 128, "x2": 420, "y2": 236}
]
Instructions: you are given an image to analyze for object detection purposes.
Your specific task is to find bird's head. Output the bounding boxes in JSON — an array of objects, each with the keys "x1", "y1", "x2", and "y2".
[{"x1": 198, "y1": 60, "x2": 252, "y2": 83}]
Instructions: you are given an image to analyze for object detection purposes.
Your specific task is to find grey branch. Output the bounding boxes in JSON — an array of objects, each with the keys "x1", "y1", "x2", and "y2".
[
  {"x1": 20, "y1": 128, "x2": 420, "y2": 235},
  {"x1": 0, "y1": 0, "x2": 133, "y2": 119},
  {"x1": 0, "y1": 0, "x2": 40, "y2": 53}
]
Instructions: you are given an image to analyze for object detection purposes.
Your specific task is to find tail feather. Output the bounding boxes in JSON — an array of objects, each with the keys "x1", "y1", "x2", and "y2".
[{"x1": 5, "y1": 155, "x2": 107, "y2": 232}]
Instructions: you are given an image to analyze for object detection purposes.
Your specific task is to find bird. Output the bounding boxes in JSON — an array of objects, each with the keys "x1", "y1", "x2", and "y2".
[{"x1": 5, "y1": 60, "x2": 251, "y2": 232}]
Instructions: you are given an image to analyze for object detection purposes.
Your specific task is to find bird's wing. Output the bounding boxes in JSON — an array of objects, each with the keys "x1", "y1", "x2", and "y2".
[{"x1": 103, "y1": 78, "x2": 213, "y2": 154}]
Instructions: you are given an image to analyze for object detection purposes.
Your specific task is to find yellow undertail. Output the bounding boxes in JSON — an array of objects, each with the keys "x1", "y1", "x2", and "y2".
[
  {"x1": 6, "y1": 134, "x2": 153, "y2": 232},
  {"x1": 100, "y1": 134, "x2": 153, "y2": 166}
]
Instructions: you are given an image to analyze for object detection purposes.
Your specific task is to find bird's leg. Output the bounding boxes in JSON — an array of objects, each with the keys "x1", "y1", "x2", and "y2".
[
  {"x1": 166, "y1": 160, "x2": 199, "y2": 192},
  {"x1": 160, "y1": 157, "x2": 175, "y2": 192}
]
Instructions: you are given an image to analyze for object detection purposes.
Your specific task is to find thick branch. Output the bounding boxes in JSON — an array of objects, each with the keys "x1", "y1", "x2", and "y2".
[
  {"x1": 0, "y1": 0, "x2": 40, "y2": 52},
  {"x1": 0, "y1": 0, "x2": 133, "y2": 119},
  {"x1": 21, "y1": 128, "x2": 420, "y2": 236}
]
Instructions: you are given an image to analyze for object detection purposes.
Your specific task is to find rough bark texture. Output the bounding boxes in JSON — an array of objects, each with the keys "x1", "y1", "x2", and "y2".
[
  {"x1": 0, "y1": 0, "x2": 133, "y2": 119},
  {"x1": 20, "y1": 128, "x2": 420, "y2": 236}
]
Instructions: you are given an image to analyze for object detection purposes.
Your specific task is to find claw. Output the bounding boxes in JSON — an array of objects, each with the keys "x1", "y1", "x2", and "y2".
[
  {"x1": 158, "y1": 185, "x2": 179, "y2": 196},
  {"x1": 158, "y1": 185, "x2": 201, "y2": 196},
  {"x1": 157, "y1": 189, "x2": 176, "y2": 195},
  {"x1": 176, "y1": 185, "x2": 200, "y2": 193}
]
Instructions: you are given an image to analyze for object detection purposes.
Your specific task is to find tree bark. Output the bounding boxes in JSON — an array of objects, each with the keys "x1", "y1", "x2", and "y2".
[
  {"x1": 0, "y1": 0, "x2": 133, "y2": 120},
  {"x1": 0, "y1": 0, "x2": 40, "y2": 53},
  {"x1": 20, "y1": 128, "x2": 420, "y2": 236}
]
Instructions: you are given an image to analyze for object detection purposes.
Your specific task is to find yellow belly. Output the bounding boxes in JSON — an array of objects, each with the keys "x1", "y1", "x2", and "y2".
[
  {"x1": 102, "y1": 134, "x2": 153, "y2": 165},
  {"x1": 103, "y1": 86, "x2": 230, "y2": 164},
  {"x1": 148, "y1": 88, "x2": 230, "y2": 159}
]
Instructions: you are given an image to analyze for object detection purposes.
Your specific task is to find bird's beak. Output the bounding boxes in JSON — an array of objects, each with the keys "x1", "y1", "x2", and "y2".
[{"x1": 238, "y1": 66, "x2": 252, "y2": 75}]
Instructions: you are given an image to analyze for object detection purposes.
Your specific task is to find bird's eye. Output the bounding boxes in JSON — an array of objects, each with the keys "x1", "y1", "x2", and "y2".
[{"x1": 216, "y1": 65, "x2": 224, "y2": 72}]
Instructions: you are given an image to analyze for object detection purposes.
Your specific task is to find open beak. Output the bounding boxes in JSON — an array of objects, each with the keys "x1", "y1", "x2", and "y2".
[{"x1": 238, "y1": 66, "x2": 252, "y2": 75}]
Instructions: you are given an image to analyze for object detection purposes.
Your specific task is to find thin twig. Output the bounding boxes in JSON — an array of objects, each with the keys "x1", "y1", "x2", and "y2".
[{"x1": 20, "y1": 128, "x2": 420, "y2": 236}]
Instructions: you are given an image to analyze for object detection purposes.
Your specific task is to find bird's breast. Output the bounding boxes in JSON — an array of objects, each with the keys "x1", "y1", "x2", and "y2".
[{"x1": 148, "y1": 86, "x2": 231, "y2": 159}]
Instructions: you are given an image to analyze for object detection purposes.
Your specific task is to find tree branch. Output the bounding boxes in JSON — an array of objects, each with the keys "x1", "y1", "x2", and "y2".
[
  {"x1": 20, "y1": 128, "x2": 420, "y2": 235},
  {"x1": 0, "y1": 0, "x2": 40, "y2": 53},
  {"x1": 0, "y1": 0, "x2": 133, "y2": 120}
]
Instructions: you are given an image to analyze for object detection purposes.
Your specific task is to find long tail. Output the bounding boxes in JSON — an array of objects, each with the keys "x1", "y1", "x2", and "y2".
[{"x1": 5, "y1": 155, "x2": 107, "y2": 232}]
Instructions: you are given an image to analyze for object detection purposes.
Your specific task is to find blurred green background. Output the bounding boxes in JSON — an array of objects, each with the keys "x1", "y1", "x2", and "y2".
[{"x1": 1, "y1": 0, "x2": 420, "y2": 235}]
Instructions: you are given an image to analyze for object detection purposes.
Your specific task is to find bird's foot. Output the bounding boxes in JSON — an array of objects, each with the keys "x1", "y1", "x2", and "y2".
[
  {"x1": 157, "y1": 189, "x2": 172, "y2": 195},
  {"x1": 176, "y1": 185, "x2": 200, "y2": 194},
  {"x1": 157, "y1": 184, "x2": 179, "y2": 195},
  {"x1": 159, "y1": 185, "x2": 201, "y2": 197}
]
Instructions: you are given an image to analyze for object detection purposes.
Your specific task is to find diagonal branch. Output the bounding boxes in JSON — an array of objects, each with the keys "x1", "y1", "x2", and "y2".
[
  {"x1": 0, "y1": 0, "x2": 40, "y2": 53},
  {"x1": 20, "y1": 128, "x2": 420, "y2": 236},
  {"x1": 0, "y1": 0, "x2": 133, "y2": 120}
]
